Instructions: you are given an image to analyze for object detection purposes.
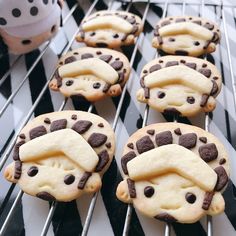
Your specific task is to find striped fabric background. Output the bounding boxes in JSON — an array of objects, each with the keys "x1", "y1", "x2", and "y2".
[{"x1": 0, "y1": 0, "x2": 236, "y2": 235}]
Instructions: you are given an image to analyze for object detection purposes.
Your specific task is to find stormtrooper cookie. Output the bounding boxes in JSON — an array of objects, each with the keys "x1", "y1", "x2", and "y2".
[
  {"x1": 4, "y1": 111, "x2": 115, "y2": 202},
  {"x1": 116, "y1": 123, "x2": 229, "y2": 223},
  {"x1": 76, "y1": 10, "x2": 143, "y2": 48},
  {"x1": 152, "y1": 16, "x2": 220, "y2": 57},
  {"x1": 49, "y1": 47, "x2": 130, "y2": 102},
  {"x1": 0, "y1": 0, "x2": 63, "y2": 55},
  {"x1": 137, "y1": 56, "x2": 222, "y2": 117}
]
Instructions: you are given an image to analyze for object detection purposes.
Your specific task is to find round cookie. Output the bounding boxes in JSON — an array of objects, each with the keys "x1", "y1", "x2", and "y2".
[
  {"x1": 137, "y1": 56, "x2": 222, "y2": 117},
  {"x1": 116, "y1": 123, "x2": 229, "y2": 223},
  {"x1": 76, "y1": 10, "x2": 143, "y2": 48},
  {"x1": 0, "y1": 0, "x2": 63, "y2": 54},
  {"x1": 49, "y1": 47, "x2": 131, "y2": 102},
  {"x1": 152, "y1": 16, "x2": 220, "y2": 57},
  {"x1": 4, "y1": 111, "x2": 115, "y2": 202}
]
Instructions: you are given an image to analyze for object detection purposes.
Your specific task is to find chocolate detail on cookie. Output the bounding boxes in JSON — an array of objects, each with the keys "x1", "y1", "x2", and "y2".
[
  {"x1": 144, "y1": 88, "x2": 150, "y2": 99},
  {"x1": 96, "y1": 43, "x2": 108, "y2": 48},
  {"x1": 202, "y1": 192, "x2": 214, "y2": 210},
  {"x1": 174, "y1": 128, "x2": 182, "y2": 135},
  {"x1": 13, "y1": 141, "x2": 25, "y2": 160},
  {"x1": 179, "y1": 133, "x2": 197, "y2": 149},
  {"x1": 81, "y1": 53, "x2": 94, "y2": 59},
  {"x1": 155, "y1": 213, "x2": 177, "y2": 223},
  {"x1": 71, "y1": 114, "x2": 77, "y2": 120},
  {"x1": 14, "y1": 160, "x2": 22, "y2": 180},
  {"x1": 157, "y1": 91, "x2": 166, "y2": 99},
  {"x1": 199, "y1": 143, "x2": 218, "y2": 162},
  {"x1": 121, "y1": 151, "x2": 137, "y2": 174},
  {"x1": 118, "y1": 72, "x2": 125, "y2": 84},
  {"x1": 105, "y1": 142, "x2": 111, "y2": 148},
  {"x1": 99, "y1": 55, "x2": 112, "y2": 63},
  {"x1": 198, "y1": 68, "x2": 211, "y2": 78},
  {"x1": 72, "y1": 120, "x2": 92, "y2": 134},
  {"x1": 187, "y1": 96, "x2": 195, "y2": 104},
  {"x1": 66, "y1": 80, "x2": 74, "y2": 86},
  {"x1": 192, "y1": 20, "x2": 201, "y2": 25},
  {"x1": 185, "y1": 63, "x2": 197, "y2": 70},
  {"x1": 29, "y1": 126, "x2": 47, "y2": 140},
  {"x1": 95, "y1": 150, "x2": 110, "y2": 172},
  {"x1": 127, "y1": 143, "x2": 134, "y2": 149},
  {"x1": 88, "y1": 133, "x2": 107, "y2": 148},
  {"x1": 131, "y1": 25, "x2": 139, "y2": 34},
  {"x1": 54, "y1": 68, "x2": 62, "y2": 88},
  {"x1": 111, "y1": 61, "x2": 123, "y2": 71},
  {"x1": 64, "y1": 174, "x2": 75, "y2": 185},
  {"x1": 214, "y1": 166, "x2": 228, "y2": 191},
  {"x1": 44, "y1": 118, "x2": 51, "y2": 124},
  {"x1": 175, "y1": 50, "x2": 189, "y2": 56},
  {"x1": 204, "y1": 22, "x2": 214, "y2": 30},
  {"x1": 36, "y1": 192, "x2": 56, "y2": 202},
  {"x1": 210, "y1": 80, "x2": 218, "y2": 95},
  {"x1": 219, "y1": 158, "x2": 226, "y2": 165},
  {"x1": 64, "y1": 56, "x2": 77, "y2": 64},
  {"x1": 149, "y1": 64, "x2": 161, "y2": 73},
  {"x1": 144, "y1": 186, "x2": 155, "y2": 198},
  {"x1": 50, "y1": 119, "x2": 67, "y2": 132},
  {"x1": 98, "y1": 123, "x2": 104, "y2": 127},
  {"x1": 136, "y1": 136, "x2": 155, "y2": 154},
  {"x1": 163, "y1": 108, "x2": 181, "y2": 116},
  {"x1": 19, "y1": 133, "x2": 26, "y2": 139},
  {"x1": 127, "y1": 178, "x2": 136, "y2": 198},
  {"x1": 185, "y1": 192, "x2": 196, "y2": 204},
  {"x1": 161, "y1": 20, "x2": 171, "y2": 27},
  {"x1": 103, "y1": 83, "x2": 111, "y2": 93},
  {"x1": 93, "y1": 82, "x2": 101, "y2": 89},
  {"x1": 200, "y1": 94, "x2": 210, "y2": 107},
  {"x1": 166, "y1": 61, "x2": 179, "y2": 67},
  {"x1": 155, "y1": 131, "x2": 173, "y2": 146},
  {"x1": 147, "y1": 129, "x2": 155, "y2": 135},
  {"x1": 78, "y1": 172, "x2": 92, "y2": 189},
  {"x1": 27, "y1": 166, "x2": 38, "y2": 177},
  {"x1": 199, "y1": 137, "x2": 207, "y2": 143},
  {"x1": 176, "y1": 18, "x2": 186, "y2": 22}
]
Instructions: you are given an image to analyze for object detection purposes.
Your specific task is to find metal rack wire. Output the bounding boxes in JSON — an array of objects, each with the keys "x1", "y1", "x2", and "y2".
[{"x1": 0, "y1": 0, "x2": 236, "y2": 236}]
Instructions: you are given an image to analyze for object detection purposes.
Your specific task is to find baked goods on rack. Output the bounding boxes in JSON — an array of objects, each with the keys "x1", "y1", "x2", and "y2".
[
  {"x1": 76, "y1": 10, "x2": 143, "y2": 48},
  {"x1": 152, "y1": 16, "x2": 220, "y2": 57},
  {"x1": 0, "y1": 0, "x2": 63, "y2": 54},
  {"x1": 136, "y1": 55, "x2": 222, "y2": 117},
  {"x1": 4, "y1": 111, "x2": 115, "y2": 202},
  {"x1": 49, "y1": 47, "x2": 131, "y2": 102},
  {"x1": 116, "y1": 122, "x2": 229, "y2": 223}
]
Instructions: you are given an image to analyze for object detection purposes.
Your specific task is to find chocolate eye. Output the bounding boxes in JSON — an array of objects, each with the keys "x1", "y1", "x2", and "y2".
[
  {"x1": 157, "y1": 91, "x2": 165, "y2": 99},
  {"x1": 144, "y1": 186, "x2": 155, "y2": 197},
  {"x1": 27, "y1": 166, "x2": 38, "y2": 177},
  {"x1": 187, "y1": 96, "x2": 195, "y2": 104},
  {"x1": 64, "y1": 174, "x2": 75, "y2": 185},
  {"x1": 185, "y1": 192, "x2": 196, "y2": 204},
  {"x1": 194, "y1": 41, "x2": 200, "y2": 46},
  {"x1": 66, "y1": 80, "x2": 74, "y2": 86},
  {"x1": 93, "y1": 82, "x2": 101, "y2": 89}
]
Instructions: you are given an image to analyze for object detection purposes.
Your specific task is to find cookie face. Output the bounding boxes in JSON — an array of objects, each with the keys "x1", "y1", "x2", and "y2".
[
  {"x1": 116, "y1": 123, "x2": 229, "y2": 223},
  {"x1": 152, "y1": 16, "x2": 220, "y2": 57},
  {"x1": 76, "y1": 11, "x2": 143, "y2": 48},
  {"x1": 137, "y1": 56, "x2": 222, "y2": 117},
  {"x1": 49, "y1": 47, "x2": 130, "y2": 102},
  {"x1": 4, "y1": 111, "x2": 115, "y2": 202}
]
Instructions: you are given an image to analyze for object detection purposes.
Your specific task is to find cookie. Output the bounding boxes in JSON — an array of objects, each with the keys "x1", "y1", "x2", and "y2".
[
  {"x1": 152, "y1": 16, "x2": 220, "y2": 57},
  {"x1": 0, "y1": 0, "x2": 63, "y2": 55},
  {"x1": 49, "y1": 47, "x2": 131, "y2": 102},
  {"x1": 116, "y1": 123, "x2": 229, "y2": 223},
  {"x1": 4, "y1": 111, "x2": 115, "y2": 202},
  {"x1": 137, "y1": 56, "x2": 222, "y2": 117},
  {"x1": 76, "y1": 10, "x2": 143, "y2": 48}
]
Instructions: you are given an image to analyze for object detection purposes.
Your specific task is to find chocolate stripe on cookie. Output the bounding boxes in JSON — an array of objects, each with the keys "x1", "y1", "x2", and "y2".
[
  {"x1": 95, "y1": 150, "x2": 110, "y2": 172},
  {"x1": 77, "y1": 172, "x2": 92, "y2": 189},
  {"x1": 202, "y1": 192, "x2": 214, "y2": 210},
  {"x1": 13, "y1": 140, "x2": 25, "y2": 160},
  {"x1": 121, "y1": 151, "x2": 137, "y2": 175},
  {"x1": 127, "y1": 178, "x2": 136, "y2": 198},
  {"x1": 155, "y1": 213, "x2": 177, "y2": 223},
  {"x1": 14, "y1": 160, "x2": 22, "y2": 179}
]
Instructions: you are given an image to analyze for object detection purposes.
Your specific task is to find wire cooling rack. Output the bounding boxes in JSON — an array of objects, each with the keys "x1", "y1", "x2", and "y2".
[{"x1": 0, "y1": 0, "x2": 236, "y2": 236}]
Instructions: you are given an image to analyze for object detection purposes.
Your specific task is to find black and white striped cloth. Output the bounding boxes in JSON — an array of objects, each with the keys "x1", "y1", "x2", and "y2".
[{"x1": 0, "y1": 0, "x2": 236, "y2": 235}]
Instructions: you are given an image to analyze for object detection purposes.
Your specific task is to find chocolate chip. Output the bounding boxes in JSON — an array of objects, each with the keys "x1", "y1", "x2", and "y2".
[
  {"x1": 99, "y1": 55, "x2": 112, "y2": 63},
  {"x1": 219, "y1": 158, "x2": 226, "y2": 165},
  {"x1": 27, "y1": 166, "x2": 38, "y2": 177},
  {"x1": 81, "y1": 53, "x2": 94, "y2": 59},
  {"x1": 185, "y1": 63, "x2": 197, "y2": 70},
  {"x1": 131, "y1": 25, "x2": 139, "y2": 34},
  {"x1": 96, "y1": 43, "x2": 108, "y2": 47},
  {"x1": 54, "y1": 68, "x2": 62, "y2": 88},
  {"x1": 0, "y1": 17, "x2": 7, "y2": 25},
  {"x1": 213, "y1": 76, "x2": 219, "y2": 80},
  {"x1": 214, "y1": 166, "x2": 228, "y2": 191},
  {"x1": 199, "y1": 143, "x2": 218, "y2": 162},
  {"x1": 157, "y1": 91, "x2": 166, "y2": 99},
  {"x1": 156, "y1": 131, "x2": 173, "y2": 146},
  {"x1": 155, "y1": 213, "x2": 177, "y2": 223},
  {"x1": 66, "y1": 80, "x2": 74, "y2": 86},
  {"x1": 13, "y1": 141, "x2": 25, "y2": 160},
  {"x1": 163, "y1": 108, "x2": 181, "y2": 116},
  {"x1": 127, "y1": 143, "x2": 134, "y2": 149},
  {"x1": 127, "y1": 179, "x2": 136, "y2": 198},
  {"x1": 12, "y1": 8, "x2": 21, "y2": 17},
  {"x1": 149, "y1": 64, "x2": 161, "y2": 73},
  {"x1": 147, "y1": 129, "x2": 155, "y2": 135},
  {"x1": 200, "y1": 94, "x2": 209, "y2": 107},
  {"x1": 140, "y1": 76, "x2": 145, "y2": 88},
  {"x1": 161, "y1": 20, "x2": 171, "y2": 26},
  {"x1": 14, "y1": 161, "x2": 22, "y2": 179},
  {"x1": 194, "y1": 41, "x2": 200, "y2": 46},
  {"x1": 136, "y1": 136, "x2": 155, "y2": 154},
  {"x1": 22, "y1": 39, "x2": 32, "y2": 45},
  {"x1": 159, "y1": 60, "x2": 163, "y2": 64},
  {"x1": 95, "y1": 150, "x2": 110, "y2": 172},
  {"x1": 106, "y1": 142, "x2": 111, "y2": 148},
  {"x1": 44, "y1": 118, "x2": 51, "y2": 124},
  {"x1": 204, "y1": 22, "x2": 214, "y2": 30},
  {"x1": 36, "y1": 192, "x2": 56, "y2": 201},
  {"x1": 198, "y1": 68, "x2": 211, "y2": 78},
  {"x1": 193, "y1": 20, "x2": 201, "y2": 25},
  {"x1": 78, "y1": 172, "x2": 92, "y2": 189},
  {"x1": 143, "y1": 70, "x2": 148, "y2": 74},
  {"x1": 175, "y1": 18, "x2": 186, "y2": 22},
  {"x1": 199, "y1": 137, "x2": 207, "y2": 143},
  {"x1": 144, "y1": 186, "x2": 155, "y2": 197},
  {"x1": 50, "y1": 119, "x2": 67, "y2": 132},
  {"x1": 211, "y1": 80, "x2": 218, "y2": 96},
  {"x1": 144, "y1": 88, "x2": 150, "y2": 99},
  {"x1": 185, "y1": 192, "x2": 196, "y2": 204},
  {"x1": 187, "y1": 96, "x2": 195, "y2": 104},
  {"x1": 121, "y1": 151, "x2": 136, "y2": 174},
  {"x1": 202, "y1": 63, "x2": 207, "y2": 68},
  {"x1": 19, "y1": 133, "x2": 26, "y2": 139},
  {"x1": 93, "y1": 82, "x2": 101, "y2": 89},
  {"x1": 111, "y1": 61, "x2": 123, "y2": 71},
  {"x1": 179, "y1": 133, "x2": 197, "y2": 149},
  {"x1": 127, "y1": 18, "x2": 136, "y2": 24},
  {"x1": 72, "y1": 120, "x2": 92, "y2": 134},
  {"x1": 30, "y1": 126, "x2": 47, "y2": 140},
  {"x1": 30, "y1": 6, "x2": 38, "y2": 16},
  {"x1": 118, "y1": 72, "x2": 125, "y2": 83},
  {"x1": 103, "y1": 83, "x2": 111, "y2": 93},
  {"x1": 180, "y1": 60, "x2": 186, "y2": 64},
  {"x1": 175, "y1": 50, "x2": 188, "y2": 56},
  {"x1": 71, "y1": 114, "x2": 77, "y2": 120},
  {"x1": 97, "y1": 123, "x2": 103, "y2": 128},
  {"x1": 113, "y1": 33, "x2": 119, "y2": 38},
  {"x1": 96, "y1": 51, "x2": 102, "y2": 55},
  {"x1": 88, "y1": 133, "x2": 107, "y2": 148},
  {"x1": 174, "y1": 128, "x2": 181, "y2": 135},
  {"x1": 212, "y1": 32, "x2": 219, "y2": 43},
  {"x1": 166, "y1": 61, "x2": 179, "y2": 67},
  {"x1": 64, "y1": 56, "x2": 77, "y2": 64},
  {"x1": 168, "y1": 37, "x2": 175, "y2": 42},
  {"x1": 90, "y1": 32, "x2": 96, "y2": 36},
  {"x1": 202, "y1": 192, "x2": 214, "y2": 210},
  {"x1": 64, "y1": 174, "x2": 75, "y2": 185}
]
